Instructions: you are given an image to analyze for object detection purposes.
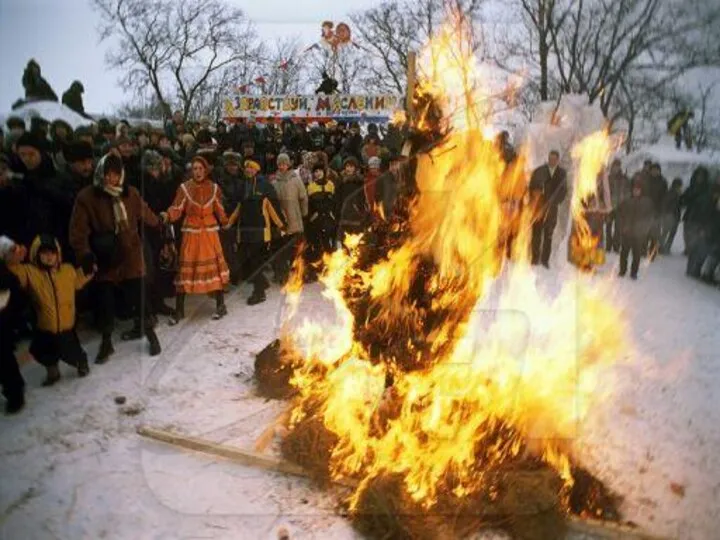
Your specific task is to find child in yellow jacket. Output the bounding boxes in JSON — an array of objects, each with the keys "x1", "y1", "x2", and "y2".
[{"x1": 7, "y1": 235, "x2": 94, "y2": 386}]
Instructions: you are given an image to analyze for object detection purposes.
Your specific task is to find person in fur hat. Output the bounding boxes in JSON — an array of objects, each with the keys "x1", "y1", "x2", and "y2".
[
  {"x1": 336, "y1": 156, "x2": 368, "y2": 245},
  {"x1": 306, "y1": 162, "x2": 337, "y2": 273},
  {"x1": 59, "y1": 140, "x2": 95, "y2": 199},
  {"x1": 271, "y1": 153, "x2": 308, "y2": 284},
  {"x1": 0, "y1": 236, "x2": 26, "y2": 414},
  {"x1": 69, "y1": 153, "x2": 163, "y2": 362},
  {"x1": 61, "y1": 80, "x2": 86, "y2": 116},
  {"x1": 6, "y1": 235, "x2": 94, "y2": 385},
  {"x1": 216, "y1": 151, "x2": 244, "y2": 284}
]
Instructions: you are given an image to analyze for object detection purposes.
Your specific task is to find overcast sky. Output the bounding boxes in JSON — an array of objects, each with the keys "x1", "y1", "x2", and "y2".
[{"x1": 0, "y1": 0, "x2": 380, "y2": 115}]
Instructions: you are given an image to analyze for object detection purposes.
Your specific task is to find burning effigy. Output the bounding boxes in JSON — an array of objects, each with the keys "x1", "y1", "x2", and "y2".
[{"x1": 256, "y1": 8, "x2": 627, "y2": 540}]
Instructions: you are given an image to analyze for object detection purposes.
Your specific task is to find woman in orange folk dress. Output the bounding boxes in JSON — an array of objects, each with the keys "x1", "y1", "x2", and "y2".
[{"x1": 162, "y1": 156, "x2": 230, "y2": 324}]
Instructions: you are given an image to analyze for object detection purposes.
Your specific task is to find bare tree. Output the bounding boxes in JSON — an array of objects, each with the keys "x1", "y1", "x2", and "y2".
[
  {"x1": 93, "y1": 0, "x2": 262, "y2": 120},
  {"x1": 261, "y1": 37, "x2": 305, "y2": 95},
  {"x1": 350, "y1": 0, "x2": 485, "y2": 95}
]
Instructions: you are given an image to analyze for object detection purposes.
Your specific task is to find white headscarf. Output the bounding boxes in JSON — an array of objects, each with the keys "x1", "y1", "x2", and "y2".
[{"x1": 94, "y1": 154, "x2": 129, "y2": 233}]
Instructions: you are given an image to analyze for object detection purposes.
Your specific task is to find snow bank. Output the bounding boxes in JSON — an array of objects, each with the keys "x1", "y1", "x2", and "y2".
[
  {"x1": 1, "y1": 100, "x2": 94, "y2": 130},
  {"x1": 622, "y1": 136, "x2": 720, "y2": 185}
]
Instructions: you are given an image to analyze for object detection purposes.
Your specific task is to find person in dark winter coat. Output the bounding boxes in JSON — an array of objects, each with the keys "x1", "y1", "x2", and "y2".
[
  {"x1": 529, "y1": 150, "x2": 568, "y2": 267},
  {"x1": 61, "y1": 81, "x2": 86, "y2": 116},
  {"x1": 342, "y1": 122, "x2": 363, "y2": 163},
  {"x1": 306, "y1": 163, "x2": 337, "y2": 268},
  {"x1": 59, "y1": 140, "x2": 95, "y2": 199},
  {"x1": 21, "y1": 59, "x2": 58, "y2": 102},
  {"x1": 686, "y1": 181, "x2": 718, "y2": 278},
  {"x1": 660, "y1": 178, "x2": 683, "y2": 255},
  {"x1": 699, "y1": 186, "x2": 720, "y2": 283},
  {"x1": 336, "y1": 156, "x2": 369, "y2": 246},
  {"x1": 7, "y1": 235, "x2": 93, "y2": 385},
  {"x1": 69, "y1": 153, "x2": 162, "y2": 363},
  {"x1": 216, "y1": 151, "x2": 244, "y2": 284},
  {"x1": 115, "y1": 136, "x2": 141, "y2": 189},
  {"x1": 617, "y1": 176, "x2": 655, "y2": 279},
  {"x1": 645, "y1": 163, "x2": 668, "y2": 256},
  {"x1": 227, "y1": 159, "x2": 286, "y2": 305},
  {"x1": 5, "y1": 133, "x2": 74, "y2": 254},
  {"x1": 605, "y1": 159, "x2": 630, "y2": 252},
  {"x1": 139, "y1": 150, "x2": 179, "y2": 316},
  {"x1": 681, "y1": 166, "x2": 710, "y2": 257},
  {"x1": 0, "y1": 237, "x2": 26, "y2": 414}
]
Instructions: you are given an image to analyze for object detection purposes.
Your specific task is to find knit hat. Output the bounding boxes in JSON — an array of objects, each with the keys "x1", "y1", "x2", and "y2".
[
  {"x1": 343, "y1": 156, "x2": 359, "y2": 169},
  {"x1": 0, "y1": 236, "x2": 16, "y2": 262},
  {"x1": 223, "y1": 151, "x2": 242, "y2": 164},
  {"x1": 16, "y1": 132, "x2": 46, "y2": 152},
  {"x1": 244, "y1": 159, "x2": 261, "y2": 173},
  {"x1": 142, "y1": 149, "x2": 163, "y2": 171},
  {"x1": 368, "y1": 156, "x2": 381, "y2": 169},
  {"x1": 114, "y1": 135, "x2": 132, "y2": 148},
  {"x1": 312, "y1": 162, "x2": 326, "y2": 173},
  {"x1": 277, "y1": 153, "x2": 292, "y2": 166},
  {"x1": 195, "y1": 129, "x2": 213, "y2": 145},
  {"x1": 6, "y1": 116, "x2": 25, "y2": 130},
  {"x1": 64, "y1": 141, "x2": 94, "y2": 163}
]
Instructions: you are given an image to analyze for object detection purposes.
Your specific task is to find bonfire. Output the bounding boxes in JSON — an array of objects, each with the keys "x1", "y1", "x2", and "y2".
[{"x1": 256, "y1": 7, "x2": 626, "y2": 539}]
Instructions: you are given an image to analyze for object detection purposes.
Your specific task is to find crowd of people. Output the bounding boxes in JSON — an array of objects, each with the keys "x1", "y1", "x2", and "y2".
[
  {"x1": 0, "y1": 112, "x2": 404, "y2": 414},
  {"x1": 0, "y1": 111, "x2": 718, "y2": 416}
]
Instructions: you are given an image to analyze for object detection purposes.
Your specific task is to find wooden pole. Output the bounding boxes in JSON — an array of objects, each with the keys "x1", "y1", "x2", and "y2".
[
  {"x1": 406, "y1": 50, "x2": 417, "y2": 123},
  {"x1": 137, "y1": 425, "x2": 670, "y2": 540}
]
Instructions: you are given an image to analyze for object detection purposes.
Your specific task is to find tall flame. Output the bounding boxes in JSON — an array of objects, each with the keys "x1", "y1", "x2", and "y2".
[{"x1": 277, "y1": 6, "x2": 628, "y2": 521}]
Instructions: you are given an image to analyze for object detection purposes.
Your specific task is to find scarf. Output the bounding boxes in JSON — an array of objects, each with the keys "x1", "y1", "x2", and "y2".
[{"x1": 94, "y1": 154, "x2": 129, "y2": 233}]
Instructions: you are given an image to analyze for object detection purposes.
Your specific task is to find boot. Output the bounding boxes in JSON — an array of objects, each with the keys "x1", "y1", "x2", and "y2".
[
  {"x1": 247, "y1": 288, "x2": 266, "y2": 306},
  {"x1": 146, "y1": 328, "x2": 162, "y2": 356},
  {"x1": 168, "y1": 294, "x2": 185, "y2": 326},
  {"x1": 96, "y1": 333, "x2": 115, "y2": 364},
  {"x1": 77, "y1": 354, "x2": 90, "y2": 377},
  {"x1": 212, "y1": 291, "x2": 228, "y2": 320},
  {"x1": 42, "y1": 364, "x2": 61, "y2": 387},
  {"x1": 5, "y1": 394, "x2": 25, "y2": 415},
  {"x1": 121, "y1": 319, "x2": 143, "y2": 341}
]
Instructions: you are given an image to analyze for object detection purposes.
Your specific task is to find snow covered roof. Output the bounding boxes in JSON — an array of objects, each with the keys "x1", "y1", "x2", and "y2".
[
  {"x1": 622, "y1": 138, "x2": 720, "y2": 184},
  {"x1": 1, "y1": 100, "x2": 95, "y2": 130}
]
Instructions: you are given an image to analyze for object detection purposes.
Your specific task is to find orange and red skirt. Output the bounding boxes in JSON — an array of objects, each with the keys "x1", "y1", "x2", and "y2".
[{"x1": 175, "y1": 227, "x2": 230, "y2": 294}]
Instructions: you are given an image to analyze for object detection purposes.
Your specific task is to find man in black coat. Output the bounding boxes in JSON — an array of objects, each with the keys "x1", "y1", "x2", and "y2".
[
  {"x1": 660, "y1": 178, "x2": 683, "y2": 255},
  {"x1": 617, "y1": 176, "x2": 655, "y2": 279},
  {"x1": 529, "y1": 150, "x2": 568, "y2": 267},
  {"x1": 0, "y1": 236, "x2": 26, "y2": 414},
  {"x1": 59, "y1": 141, "x2": 95, "y2": 199},
  {"x1": 605, "y1": 159, "x2": 630, "y2": 252},
  {"x1": 645, "y1": 163, "x2": 668, "y2": 256},
  {"x1": 5, "y1": 133, "x2": 73, "y2": 254}
]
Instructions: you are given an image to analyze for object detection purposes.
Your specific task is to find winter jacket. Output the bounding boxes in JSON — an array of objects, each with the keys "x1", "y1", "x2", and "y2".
[
  {"x1": 646, "y1": 174, "x2": 668, "y2": 214},
  {"x1": 69, "y1": 183, "x2": 160, "y2": 284},
  {"x1": 229, "y1": 176, "x2": 285, "y2": 244},
  {"x1": 8, "y1": 236, "x2": 92, "y2": 334},
  {"x1": 307, "y1": 179, "x2": 337, "y2": 232},
  {"x1": 529, "y1": 164, "x2": 567, "y2": 222},
  {"x1": 272, "y1": 170, "x2": 308, "y2": 235},
  {"x1": 336, "y1": 173, "x2": 369, "y2": 231},
  {"x1": 661, "y1": 189, "x2": 682, "y2": 220},
  {"x1": 608, "y1": 170, "x2": 630, "y2": 209},
  {"x1": 216, "y1": 169, "x2": 245, "y2": 214},
  {"x1": 617, "y1": 195, "x2": 655, "y2": 241},
  {"x1": 1, "y1": 156, "x2": 74, "y2": 249}
]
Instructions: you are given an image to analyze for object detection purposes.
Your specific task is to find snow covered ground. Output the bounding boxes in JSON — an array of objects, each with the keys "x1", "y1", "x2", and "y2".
[{"x1": 1, "y1": 249, "x2": 719, "y2": 540}]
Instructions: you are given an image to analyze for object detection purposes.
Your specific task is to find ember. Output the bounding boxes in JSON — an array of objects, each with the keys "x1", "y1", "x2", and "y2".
[{"x1": 256, "y1": 6, "x2": 627, "y2": 538}]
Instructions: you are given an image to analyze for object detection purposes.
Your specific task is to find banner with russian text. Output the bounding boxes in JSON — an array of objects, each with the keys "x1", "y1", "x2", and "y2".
[{"x1": 222, "y1": 94, "x2": 401, "y2": 123}]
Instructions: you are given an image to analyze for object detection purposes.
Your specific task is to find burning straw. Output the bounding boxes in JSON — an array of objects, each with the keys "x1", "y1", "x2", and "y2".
[{"x1": 255, "y1": 7, "x2": 628, "y2": 539}]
